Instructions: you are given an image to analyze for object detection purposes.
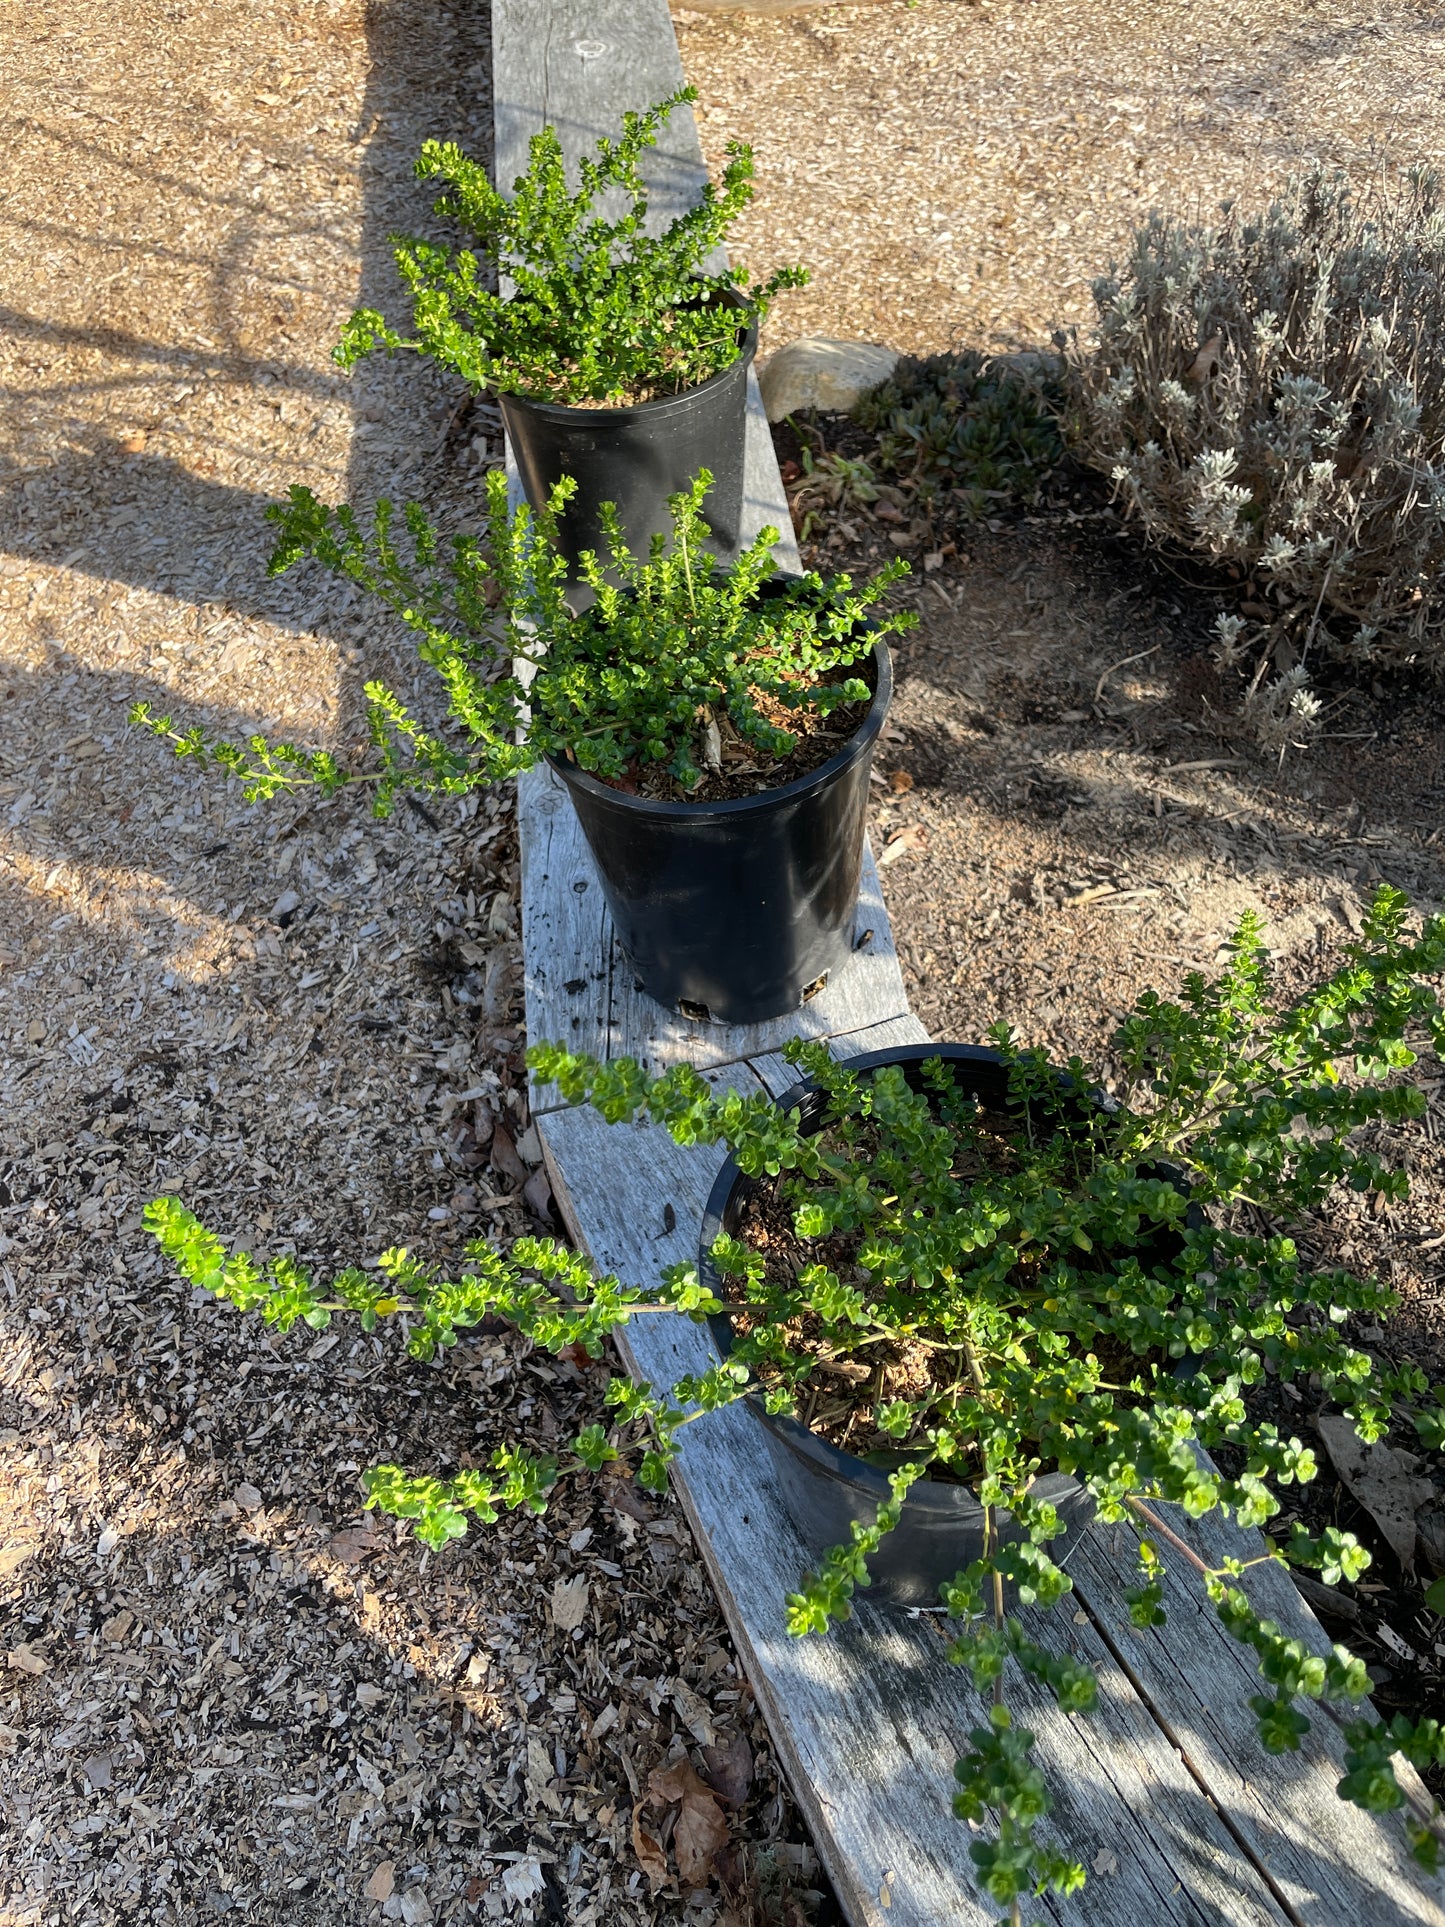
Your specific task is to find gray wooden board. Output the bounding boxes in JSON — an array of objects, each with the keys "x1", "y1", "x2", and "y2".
[
  {"x1": 536, "y1": 1081, "x2": 1287, "y2": 1927},
  {"x1": 1070, "y1": 1503, "x2": 1444, "y2": 1925},
  {"x1": 494, "y1": 0, "x2": 707, "y2": 233}
]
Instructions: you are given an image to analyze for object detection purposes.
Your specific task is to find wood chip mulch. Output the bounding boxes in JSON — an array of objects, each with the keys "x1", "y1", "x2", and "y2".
[{"x1": 1, "y1": 4, "x2": 835, "y2": 1923}]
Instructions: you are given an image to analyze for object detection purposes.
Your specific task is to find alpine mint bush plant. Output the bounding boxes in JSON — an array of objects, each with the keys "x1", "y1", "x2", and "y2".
[
  {"x1": 337, "y1": 88, "x2": 807, "y2": 407},
  {"x1": 131, "y1": 470, "x2": 916, "y2": 807},
  {"x1": 148, "y1": 886, "x2": 1445, "y2": 1918},
  {"x1": 1067, "y1": 166, "x2": 1445, "y2": 687}
]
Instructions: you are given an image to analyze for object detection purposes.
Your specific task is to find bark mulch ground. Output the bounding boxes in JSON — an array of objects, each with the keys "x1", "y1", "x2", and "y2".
[{"x1": 0, "y1": 5, "x2": 826, "y2": 1924}]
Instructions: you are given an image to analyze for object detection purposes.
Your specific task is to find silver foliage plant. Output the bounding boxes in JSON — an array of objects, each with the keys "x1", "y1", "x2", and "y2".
[{"x1": 1067, "y1": 167, "x2": 1445, "y2": 711}]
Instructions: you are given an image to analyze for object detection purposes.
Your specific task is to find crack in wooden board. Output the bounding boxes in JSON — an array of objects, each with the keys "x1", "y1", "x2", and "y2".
[{"x1": 536, "y1": 1071, "x2": 1287, "y2": 1927}]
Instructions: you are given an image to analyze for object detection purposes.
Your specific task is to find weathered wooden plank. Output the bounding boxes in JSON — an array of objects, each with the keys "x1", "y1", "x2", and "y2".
[
  {"x1": 536, "y1": 1084, "x2": 1288, "y2": 1927},
  {"x1": 494, "y1": 0, "x2": 704, "y2": 217},
  {"x1": 1069, "y1": 1503, "x2": 1445, "y2": 1925},
  {"x1": 520, "y1": 756, "x2": 909, "y2": 1109},
  {"x1": 742, "y1": 364, "x2": 802, "y2": 573},
  {"x1": 749, "y1": 1011, "x2": 933, "y2": 1100}
]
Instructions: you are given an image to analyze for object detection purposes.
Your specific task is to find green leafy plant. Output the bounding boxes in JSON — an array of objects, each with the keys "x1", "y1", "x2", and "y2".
[
  {"x1": 148, "y1": 886, "x2": 1445, "y2": 1917},
  {"x1": 784, "y1": 445, "x2": 900, "y2": 544},
  {"x1": 1066, "y1": 166, "x2": 1445, "y2": 685},
  {"x1": 336, "y1": 88, "x2": 807, "y2": 407},
  {"x1": 131, "y1": 470, "x2": 916, "y2": 808},
  {"x1": 853, "y1": 350, "x2": 1064, "y2": 517}
]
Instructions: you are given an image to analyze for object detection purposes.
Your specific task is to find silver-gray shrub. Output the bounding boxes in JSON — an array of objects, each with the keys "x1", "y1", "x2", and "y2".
[{"x1": 1067, "y1": 167, "x2": 1445, "y2": 672}]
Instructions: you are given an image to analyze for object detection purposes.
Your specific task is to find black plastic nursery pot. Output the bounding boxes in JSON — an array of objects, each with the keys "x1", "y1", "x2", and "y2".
[
  {"x1": 499, "y1": 290, "x2": 757, "y2": 578},
  {"x1": 698, "y1": 1043, "x2": 1187, "y2": 1608},
  {"x1": 547, "y1": 637, "x2": 891, "y2": 1028}
]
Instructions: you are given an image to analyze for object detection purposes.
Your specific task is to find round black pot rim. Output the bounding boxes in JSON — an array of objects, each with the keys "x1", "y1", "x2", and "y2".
[
  {"x1": 501, "y1": 289, "x2": 758, "y2": 423},
  {"x1": 545, "y1": 636, "x2": 892, "y2": 825},
  {"x1": 699, "y1": 1041, "x2": 1195, "y2": 1515}
]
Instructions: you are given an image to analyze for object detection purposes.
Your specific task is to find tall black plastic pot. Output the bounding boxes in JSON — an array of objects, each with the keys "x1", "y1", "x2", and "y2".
[
  {"x1": 498, "y1": 292, "x2": 756, "y2": 579},
  {"x1": 699, "y1": 1044, "x2": 1192, "y2": 1608},
  {"x1": 548, "y1": 639, "x2": 891, "y2": 1027}
]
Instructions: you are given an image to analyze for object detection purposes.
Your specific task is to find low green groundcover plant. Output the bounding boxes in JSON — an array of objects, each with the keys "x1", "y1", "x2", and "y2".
[
  {"x1": 149, "y1": 887, "x2": 1445, "y2": 1918},
  {"x1": 337, "y1": 88, "x2": 807, "y2": 408},
  {"x1": 131, "y1": 470, "x2": 915, "y2": 806},
  {"x1": 853, "y1": 350, "x2": 1064, "y2": 516}
]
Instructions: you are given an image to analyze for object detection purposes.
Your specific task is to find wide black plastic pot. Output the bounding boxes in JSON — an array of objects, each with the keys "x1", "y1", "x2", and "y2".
[
  {"x1": 499, "y1": 290, "x2": 756, "y2": 579},
  {"x1": 698, "y1": 1043, "x2": 1191, "y2": 1608},
  {"x1": 548, "y1": 636, "x2": 890, "y2": 1027}
]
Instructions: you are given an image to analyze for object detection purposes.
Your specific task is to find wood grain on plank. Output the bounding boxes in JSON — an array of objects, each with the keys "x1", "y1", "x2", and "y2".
[
  {"x1": 1069, "y1": 1503, "x2": 1445, "y2": 1925},
  {"x1": 748, "y1": 1011, "x2": 934, "y2": 1103},
  {"x1": 494, "y1": 0, "x2": 704, "y2": 221}
]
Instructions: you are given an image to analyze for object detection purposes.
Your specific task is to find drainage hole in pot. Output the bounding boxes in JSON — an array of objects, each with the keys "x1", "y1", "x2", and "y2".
[
  {"x1": 800, "y1": 972, "x2": 829, "y2": 1004},
  {"x1": 678, "y1": 998, "x2": 712, "y2": 1022}
]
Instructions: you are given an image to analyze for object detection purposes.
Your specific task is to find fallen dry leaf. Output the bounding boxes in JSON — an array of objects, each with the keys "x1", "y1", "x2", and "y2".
[
  {"x1": 365, "y1": 1860, "x2": 395, "y2": 1902},
  {"x1": 7, "y1": 1645, "x2": 48, "y2": 1676},
  {"x1": 631, "y1": 1807, "x2": 671, "y2": 1891},
  {"x1": 1316, "y1": 1417, "x2": 1437, "y2": 1570},
  {"x1": 523, "y1": 1167, "x2": 554, "y2": 1222},
  {"x1": 702, "y1": 1732, "x2": 754, "y2": 1807},
  {"x1": 604, "y1": 1464, "x2": 655, "y2": 1523},
  {"x1": 490, "y1": 1124, "x2": 527, "y2": 1184},
  {"x1": 648, "y1": 1757, "x2": 730, "y2": 1885},
  {"x1": 329, "y1": 1526, "x2": 381, "y2": 1565}
]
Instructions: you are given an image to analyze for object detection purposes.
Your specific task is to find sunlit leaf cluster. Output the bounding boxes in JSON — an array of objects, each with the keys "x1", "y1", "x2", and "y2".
[
  {"x1": 336, "y1": 90, "x2": 806, "y2": 407},
  {"x1": 149, "y1": 889, "x2": 1445, "y2": 1910},
  {"x1": 132, "y1": 471, "x2": 915, "y2": 811}
]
